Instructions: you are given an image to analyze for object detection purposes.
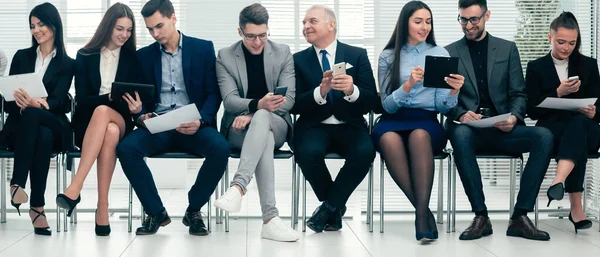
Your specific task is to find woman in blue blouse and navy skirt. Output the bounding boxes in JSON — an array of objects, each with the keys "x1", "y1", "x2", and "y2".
[{"x1": 373, "y1": 0, "x2": 464, "y2": 242}]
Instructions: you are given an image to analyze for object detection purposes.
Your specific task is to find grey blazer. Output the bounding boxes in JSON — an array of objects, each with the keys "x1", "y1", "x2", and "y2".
[
  {"x1": 445, "y1": 34, "x2": 527, "y2": 122},
  {"x1": 216, "y1": 40, "x2": 296, "y2": 141}
]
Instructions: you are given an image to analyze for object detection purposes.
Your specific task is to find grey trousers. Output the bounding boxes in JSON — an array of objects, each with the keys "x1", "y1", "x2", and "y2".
[{"x1": 228, "y1": 109, "x2": 287, "y2": 221}]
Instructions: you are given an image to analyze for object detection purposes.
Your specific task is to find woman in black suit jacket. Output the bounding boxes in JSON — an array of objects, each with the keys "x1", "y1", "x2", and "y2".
[
  {"x1": 55, "y1": 3, "x2": 140, "y2": 236},
  {"x1": 0, "y1": 3, "x2": 73, "y2": 236},
  {"x1": 526, "y1": 12, "x2": 600, "y2": 233}
]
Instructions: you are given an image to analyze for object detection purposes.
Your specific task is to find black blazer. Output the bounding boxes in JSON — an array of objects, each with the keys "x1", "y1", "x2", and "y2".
[
  {"x1": 72, "y1": 48, "x2": 139, "y2": 147},
  {"x1": 0, "y1": 46, "x2": 74, "y2": 151},
  {"x1": 526, "y1": 52, "x2": 600, "y2": 126},
  {"x1": 445, "y1": 35, "x2": 527, "y2": 122},
  {"x1": 291, "y1": 41, "x2": 378, "y2": 133}
]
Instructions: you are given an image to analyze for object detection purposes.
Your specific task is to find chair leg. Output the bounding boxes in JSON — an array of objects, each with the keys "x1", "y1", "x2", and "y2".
[
  {"x1": 215, "y1": 173, "x2": 221, "y2": 225},
  {"x1": 368, "y1": 163, "x2": 374, "y2": 232},
  {"x1": 224, "y1": 166, "x2": 229, "y2": 233},
  {"x1": 302, "y1": 173, "x2": 307, "y2": 232},
  {"x1": 509, "y1": 159, "x2": 516, "y2": 218},
  {"x1": 1, "y1": 158, "x2": 6, "y2": 224},
  {"x1": 437, "y1": 158, "x2": 443, "y2": 224},
  {"x1": 71, "y1": 168, "x2": 77, "y2": 224},
  {"x1": 451, "y1": 159, "x2": 456, "y2": 232},
  {"x1": 380, "y1": 156, "x2": 385, "y2": 233},
  {"x1": 294, "y1": 159, "x2": 300, "y2": 226},
  {"x1": 207, "y1": 192, "x2": 211, "y2": 233},
  {"x1": 291, "y1": 159, "x2": 297, "y2": 228},
  {"x1": 446, "y1": 155, "x2": 452, "y2": 233},
  {"x1": 128, "y1": 183, "x2": 133, "y2": 233},
  {"x1": 63, "y1": 156, "x2": 68, "y2": 232}
]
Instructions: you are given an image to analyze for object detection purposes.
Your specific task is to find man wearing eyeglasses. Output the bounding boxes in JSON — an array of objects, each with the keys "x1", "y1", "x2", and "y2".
[
  {"x1": 445, "y1": 0, "x2": 553, "y2": 241},
  {"x1": 292, "y1": 5, "x2": 378, "y2": 233},
  {"x1": 214, "y1": 3, "x2": 299, "y2": 242}
]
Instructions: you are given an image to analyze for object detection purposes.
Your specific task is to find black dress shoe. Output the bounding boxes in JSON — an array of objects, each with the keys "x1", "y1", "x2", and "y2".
[
  {"x1": 324, "y1": 206, "x2": 346, "y2": 231},
  {"x1": 95, "y1": 209, "x2": 111, "y2": 236},
  {"x1": 56, "y1": 194, "x2": 81, "y2": 217},
  {"x1": 546, "y1": 183, "x2": 564, "y2": 207},
  {"x1": 136, "y1": 210, "x2": 171, "y2": 235},
  {"x1": 459, "y1": 215, "x2": 493, "y2": 240},
  {"x1": 307, "y1": 203, "x2": 336, "y2": 233},
  {"x1": 182, "y1": 211, "x2": 208, "y2": 236},
  {"x1": 506, "y1": 215, "x2": 550, "y2": 241}
]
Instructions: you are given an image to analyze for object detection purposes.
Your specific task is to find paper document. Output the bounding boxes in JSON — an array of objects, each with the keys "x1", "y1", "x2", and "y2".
[
  {"x1": 456, "y1": 113, "x2": 513, "y2": 128},
  {"x1": 144, "y1": 104, "x2": 201, "y2": 134},
  {"x1": 536, "y1": 97, "x2": 597, "y2": 111},
  {"x1": 0, "y1": 73, "x2": 47, "y2": 101}
]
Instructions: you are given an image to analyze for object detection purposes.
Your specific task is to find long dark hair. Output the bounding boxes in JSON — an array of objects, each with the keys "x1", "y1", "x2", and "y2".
[
  {"x1": 29, "y1": 2, "x2": 66, "y2": 61},
  {"x1": 80, "y1": 3, "x2": 136, "y2": 55},
  {"x1": 383, "y1": 1, "x2": 436, "y2": 94}
]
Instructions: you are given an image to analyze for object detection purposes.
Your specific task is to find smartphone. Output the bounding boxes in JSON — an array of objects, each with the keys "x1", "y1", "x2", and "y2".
[
  {"x1": 568, "y1": 76, "x2": 580, "y2": 81},
  {"x1": 332, "y1": 62, "x2": 346, "y2": 76},
  {"x1": 273, "y1": 86, "x2": 288, "y2": 96}
]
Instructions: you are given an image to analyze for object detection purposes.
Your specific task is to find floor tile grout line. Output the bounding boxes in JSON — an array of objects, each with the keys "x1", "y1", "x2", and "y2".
[
  {"x1": 0, "y1": 231, "x2": 34, "y2": 255},
  {"x1": 119, "y1": 234, "x2": 138, "y2": 257},
  {"x1": 344, "y1": 220, "x2": 374, "y2": 257}
]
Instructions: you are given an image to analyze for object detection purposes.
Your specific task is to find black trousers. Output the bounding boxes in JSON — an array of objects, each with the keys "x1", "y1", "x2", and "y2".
[
  {"x1": 9, "y1": 108, "x2": 62, "y2": 207},
  {"x1": 540, "y1": 114, "x2": 600, "y2": 193},
  {"x1": 294, "y1": 123, "x2": 375, "y2": 209},
  {"x1": 447, "y1": 123, "x2": 554, "y2": 212}
]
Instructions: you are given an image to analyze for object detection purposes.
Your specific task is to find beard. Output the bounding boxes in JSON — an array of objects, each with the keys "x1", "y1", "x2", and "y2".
[{"x1": 464, "y1": 27, "x2": 485, "y2": 41}]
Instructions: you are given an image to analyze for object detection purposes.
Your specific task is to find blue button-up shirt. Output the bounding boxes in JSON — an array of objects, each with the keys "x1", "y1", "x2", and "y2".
[
  {"x1": 378, "y1": 42, "x2": 458, "y2": 114},
  {"x1": 155, "y1": 31, "x2": 191, "y2": 114}
]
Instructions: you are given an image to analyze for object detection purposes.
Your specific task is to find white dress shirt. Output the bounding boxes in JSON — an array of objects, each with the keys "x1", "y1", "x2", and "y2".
[
  {"x1": 312, "y1": 40, "x2": 360, "y2": 124},
  {"x1": 99, "y1": 47, "x2": 120, "y2": 95},
  {"x1": 35, "y1": 46, "x2": 57, "y2": 76}
]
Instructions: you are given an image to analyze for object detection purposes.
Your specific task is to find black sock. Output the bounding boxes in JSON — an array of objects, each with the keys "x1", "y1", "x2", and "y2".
[
  {"x1": 511, "y1": 208, "x2": 527, "y2": 220},
  {"x1": 475, "y1": 209, "x2": 488, "y2": 217},
  {"x1": 186, "y1": 206, "x2": 200, "y2": 213}
]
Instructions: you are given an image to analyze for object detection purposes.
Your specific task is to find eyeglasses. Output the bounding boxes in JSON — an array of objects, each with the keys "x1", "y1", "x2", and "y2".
[
  {"x1": 240, "y1": 29, "x2": 269, "y2": 41},
  {"x1": 457, "y1": 11, "x2": 487, "y2": 25}
]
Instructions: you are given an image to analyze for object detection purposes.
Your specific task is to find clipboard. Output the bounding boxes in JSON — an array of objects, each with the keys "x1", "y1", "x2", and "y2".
[{"x1": 422, "y1": 56, "x2": 459, "y2": 89}]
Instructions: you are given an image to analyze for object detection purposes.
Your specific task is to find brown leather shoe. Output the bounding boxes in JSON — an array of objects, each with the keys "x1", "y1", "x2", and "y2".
[
  {"x1": 506, "y1": 215, "x2": 550, "y2": 241},
  {"x1": 459, "y1": 215, "x2": 493, "y2": 240}
]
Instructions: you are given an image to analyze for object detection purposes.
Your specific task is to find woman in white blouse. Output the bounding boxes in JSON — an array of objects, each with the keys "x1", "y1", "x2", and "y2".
[
  {"x1": 55, "y1": 3, "x2": 140, "y2": 236},
  {"x1": 0, "y1": 2, "x2": 74, "y2": 236}
]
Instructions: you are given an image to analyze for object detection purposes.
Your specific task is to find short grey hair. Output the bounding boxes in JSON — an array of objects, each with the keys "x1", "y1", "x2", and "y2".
[{"x1": 306, "y1": 5, "x2": 337, "y2": 33}]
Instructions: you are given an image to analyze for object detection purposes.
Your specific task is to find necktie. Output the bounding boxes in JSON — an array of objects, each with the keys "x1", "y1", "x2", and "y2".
[{"x1": 320, "y1": 49, "x2": 334, "y2": 103}]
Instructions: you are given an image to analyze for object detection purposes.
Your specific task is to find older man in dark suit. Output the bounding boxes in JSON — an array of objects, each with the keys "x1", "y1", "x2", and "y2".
[{"x1": 292, "y1": 5, "x2": 378, "y2": 233}]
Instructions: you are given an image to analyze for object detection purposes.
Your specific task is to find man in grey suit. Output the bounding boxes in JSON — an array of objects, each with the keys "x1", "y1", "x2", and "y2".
[
  {"x1": 445, "y1": 0, "x2": 553, "y2": 241},
  {"x1": 213, "y1": 3, "x2": 299, "y2": 242}
]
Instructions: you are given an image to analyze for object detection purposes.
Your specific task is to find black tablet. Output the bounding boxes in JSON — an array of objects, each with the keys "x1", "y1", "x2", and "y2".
[
  {"x1": 111, "y1": 82, "x2": 155, "y2": 102},
  {"x1": 422, "y1": 56, "x2": 459, "y2": 89}
]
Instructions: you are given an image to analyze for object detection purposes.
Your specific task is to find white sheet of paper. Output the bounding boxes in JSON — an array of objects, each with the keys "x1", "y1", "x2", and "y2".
[
  {"x1": 456, "y1": 113, "x2": 513, "y2": 128},
  {"x1": 536, "y1": 97, "x2": 597, "y2": 111},
  {"x1": 144, "y1": 104, "x2": 201, "y2": 134},
  {"x1": 0, "y1": 73, "x2": 48, "y2": 101}
]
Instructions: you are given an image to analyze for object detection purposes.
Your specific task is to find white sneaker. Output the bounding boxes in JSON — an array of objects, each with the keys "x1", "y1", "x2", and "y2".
[
  {"x1": 214, "y1": 187, "x2": 243, "y2": 212},
  {"x1": 261, "y1": 216, "x2": 300, "y2": 242}
]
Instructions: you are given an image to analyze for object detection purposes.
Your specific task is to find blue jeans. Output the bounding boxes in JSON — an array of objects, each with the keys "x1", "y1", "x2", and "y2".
[
  {"x1": 447, "y1": 123, "x2": 553, "y2": 212},
  {"x1": 117, "y1": 127, "x2": 230, "y2": 215}
]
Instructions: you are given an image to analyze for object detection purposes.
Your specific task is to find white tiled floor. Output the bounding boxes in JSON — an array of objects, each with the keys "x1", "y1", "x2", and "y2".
[{"x1": 0, "y1": 213, "x2": 599, "y2": 257}]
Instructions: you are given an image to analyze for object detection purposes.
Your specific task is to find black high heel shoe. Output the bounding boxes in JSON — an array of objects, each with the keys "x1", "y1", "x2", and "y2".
[
  {"x1": 10, "y1": 185, "x2": 28, "y2": 216},
  {"x1": 569, "y1": 212, "x2": 592, "y2": 234},
  {"x1": 546, "y1": 183, "x2": 564, "y2": 207},
  {"x1": 415, "y1": 212, "x2": 435, "y2": 243},
  {"x1": 56, "y1": 194, "x2": 81, "y2": 216},
  {"x1": 30, "y1": 208, "x2": 51, "y2": 236},
  {"x1": 95, "y1": 209, "x2": 111, "y2": 236},
  {"x1": 427, "y1": 210, "x2": 439, "y2": 239}
]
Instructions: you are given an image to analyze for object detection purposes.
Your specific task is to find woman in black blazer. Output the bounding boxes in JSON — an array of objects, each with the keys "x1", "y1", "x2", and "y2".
[
  {"x1": 55, "y1": 3, "x2": 140, "y2": 236},
  {"x1": 0, "y1": 3, "x2": 73, "y2": 236},
  {"x1": 526, "y1": 12, "x2": 600, "y2": 233}
]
